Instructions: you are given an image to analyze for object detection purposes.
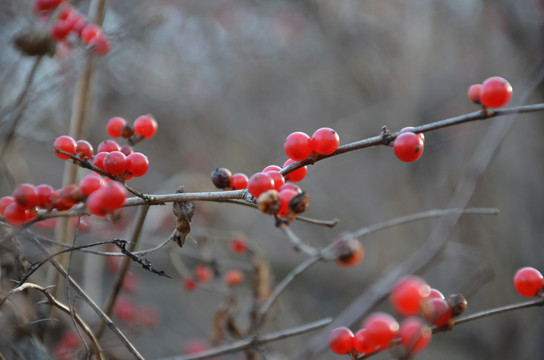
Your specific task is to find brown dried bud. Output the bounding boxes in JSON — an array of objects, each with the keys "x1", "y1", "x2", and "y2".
[
  {"x1": 13, "y1": 27, "x2": 56, "y2": 57},
  {"x1": 289, "y1": 191, "x2": 309, "y2": 215},
  {"x1": 329, "y1": 232, "x2": 364, "y2": 267},
  {"x1": 121, "y1": 125, "x2": 135, "y2": 139},
  {"x1": 211, "y1": 168, "x2": 232, "y2": 189},
  {"x1": 257, "y1": 190, "x2": 280, "y2": 215},
  {"x1": 447, "y1": 294, "x2": 467, "y2": 317}
]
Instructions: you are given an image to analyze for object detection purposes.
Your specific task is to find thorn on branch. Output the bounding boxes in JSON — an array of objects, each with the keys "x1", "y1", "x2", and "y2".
[
  {"x1": 380, "y1": 126, "x2": 393, "y2": 145},
  {"x1": 112, "y1": 239, "x2": 171, "y2": 278}
]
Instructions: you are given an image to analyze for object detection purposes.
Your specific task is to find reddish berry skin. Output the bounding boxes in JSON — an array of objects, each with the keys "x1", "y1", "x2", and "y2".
[
  {"x1": 35, "y1": 184, "x2": 54, "y2": 208},
  {"x1": 81, "y1": 23, "x2": 101, "y2": 44},
  {"x1": 3, "y1": 203, "x2": 28, "y2": 226},
  {"x1": 120, "y1": 145, "x2": 134, "y2": 156},
  {"x1": 399, "y1": 317, "x2": 432, "y2": 353},
  {"x1": 284, "y1": 131, "x2": 313, "y2": 161},
  {"x1": 194, "y1": 265, "x2": 214, "y2": 283},
  {"x1": 428, "y1": 288, "x2": 445, "y2": 300},
  {"x1": 362, "y1": 312, "x2": 399, "y2": 351},
  {"x1": 97, "y1": 139, "x2": 121, "y2": 153},
  {"x1": 393, "y1": 132, "x2": 424, "y2": 163},
  {"x1": 224, "y1": 269, "x2": 244, "y2": 286},
  {"x1": 513, "y1": 267, "x2": 544, "y2": 297},
  {"x1": 126, "y1": 152, "x2": 149, "y2": 177},
  {"x1": 311, "y1": 127, "x2": 340, "y2": 155},
  {"x1": 480, "y1": 76, "x2": 512, "y2": 108},
  {"x1": 247, "y1": 172, "x2": 275, "y2": 198},
  {"x1": 354, "y1": 329, "x2": 375, "y2": 354},
  {"x1": 183, "y1": 278, "x2": 197, "y2": 291},
  {"x1": 79, "y1": 173, "x2": 105, "y2": 196},
  {"x1": 136, "y1": 305, "x2": 160, "y2": 328},
  {"x1": 266, "y1": 171, "x2": 285, "y2": 191},
  {"x1": 134, "y1": 115, "x2": 158, "y2": 138},
  {"x1": 278, "y1": 189, "x2": 297, "y2": 218},
  {"x1": 53, "y1": 135, "x2": 77, "y2": 159},
  {"x1": 0, "y1": 196, "x2": 15, "y2": 216},
  {"x1": 468, "y1": 84, "x2": 482, "y2": 104},
  {"x1": 279, "y1": 183, "x2": 302, "y2": 193},
  {"x1": 335, "y1": 239, "x2": 365, "y2": 268},
  {"x1": 13, "y1": 183, "x2": 38, "y2": 208},
  {"x1": 390, "y1": 275, "x2": 430, "y2": 317},
  {"x1": 113, "y1": 297, "x2": 135, "y2": 324},
  {"x1": 89, "y1": 33, "x2": 110, "y2": 56},
  {"x1": 51, "y1": 20, "x2": 72, "y2": 41},
  {"x1": 282, "y1": 159, "x2": 307, "y2": 182},
  {"x1": 263, "y1": 165, "x2": 282, "y2": 173},
  {"x1": 328, "y1": 327, "x2": 355, "y2": 355},
  {"x1": 103, "y1": 151, "x2": 128, "y2": 175},
  {"x1": 75, "y1": 140, "x2": 93, "y2": 160},
  {"x1": 230, "y1": 238, "x2": 248, "y2": 254},
  {"x1": 106, "y1": 117, "x2": 127, "y2": 138},
  {"x1": 92, "y1": 151, "x2": 108, "y2": 170},
  {"x1": 230, "y1": 173, "x2": 249, "y2": 190},
  {"x1": 400, "y1": 126, "x2": 425, "y2": 143},
  {"x1": 86, "y1": 182, "x2": 126, "y2": 216},
  {"x1": 421, "y1": 298, "x2": 452, "y2": 326}
]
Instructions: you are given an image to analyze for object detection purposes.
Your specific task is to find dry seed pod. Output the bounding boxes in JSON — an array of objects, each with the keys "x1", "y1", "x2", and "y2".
[
  {"x1": 13, "y1": 27, "x2": 56, "y2": 57},
  {"x1": 257, "y1": 190, "x2": 280, "y2": 215},
  {"x1": 211, "y1": 168, "x2": 232, "y2": 189}
]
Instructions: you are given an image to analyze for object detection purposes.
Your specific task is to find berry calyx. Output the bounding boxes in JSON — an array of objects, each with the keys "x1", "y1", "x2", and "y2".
[
  {"x1": 230, "y1": 173, "x2": 249, "y2": 190},
  {"x1": 513, "y1": 267, "x2": 544, "y2": 297},
  {"x1": 393, "y1": 132, "x2": 424, "y2": 163},
  {"x1": 399, "y1": 317, "x2": 432, "y2": 354},
  {"x1": 282, "y1": 159, "x2": 307, "y2": 182},
  {"x1": 328, "y1": 327, "x2": 354, "y2": 355},
  {"x1": 390, "y1": 275, "x2": 430, "y2": 317},
  {"x1": 311, "y1": 127, "x2": 340, "y2": 155},
  {"x1": 284, "y1": 131, "x2": 313, "y2": 161},
  {"x1": 106, "y1": 117, "x2": 127, "y2": 138},
  {"x1": 53, "y1": 135, "x2": 77, "y2": 159},
  {"x1": 247, "y1": 172, "x2": 275, "y2": 198},
  {"x1": 126, "y1": 152, "x2": 149, "y2": 177},
  {"x1": 134, "y1": 114, "x2": 158, "y2": 138},
  {"x1": 480, "y1": 76, "x2": 512, "y2": 108},
  {"x1": 467, "y1": 84, "x2": 482, "y2": 104}
]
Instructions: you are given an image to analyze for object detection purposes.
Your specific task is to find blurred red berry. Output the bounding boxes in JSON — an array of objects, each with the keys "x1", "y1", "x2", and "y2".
[
  {"x1": 53, "y1": 135, "x2": 77, "y2": 159},
  {"x1": 513, "y1": 267, "x2": 544, "y2": 297},
  {"x1": 480, "y1": 76, "x2": 512, "y2": 108},
  {"x1": 328, "y1": 327, "x2": 354, "y2": 355},
  {"x1": 13, "y1": 183, "x2": 38, "y2": 208},
  {"x1": 97, "y1": 140, "x2": 121, "y2": 153},
  {"x1": 399, "y1": 317, "x2": 432, "y2": 353},
  {"x1": 106, "y1": 117, "x2": 126, "y2": 138},
  {"x1": 282, "y1": 159, "x2": 307, "y2": 182},
  {"x1": 390, "y1": 276, "x2": 430, "y2": 317},
  {"x1": 224, "y1": 269, "x2": 244, "y2": 286},
  {"x1": 247, "y1": 172, "x2": 275, "y2": 198},
  {"x1": 75, "y1": 140, "x2": 93, "y2": 160},
  {"x1": 134, "y1": 115, "x2": 158, "y2": 138}
]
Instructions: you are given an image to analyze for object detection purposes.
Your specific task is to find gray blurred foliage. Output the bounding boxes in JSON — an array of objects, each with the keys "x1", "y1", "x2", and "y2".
[{"x1": 1, "y1": 0, "x2": 544, "y2": 359}]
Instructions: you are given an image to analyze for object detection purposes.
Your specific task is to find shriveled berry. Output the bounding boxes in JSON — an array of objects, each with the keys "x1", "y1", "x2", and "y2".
[
  {"x1": 134, "y1": 114, "x2": 158, "y2": 138},
  {"x1": 332, "y1": 233, "x2": 364, "y2": 267},
  {"x1": 328, "y1": 327, "x2": 354, "y2": 355},
  {"x1": 284, "y1": 131, "x2": 313, "y2": 161},
  {"x1": 211, "y1": 168, "x2": 232, "y2": 189},
  {"x1": 106, "y1": 117, "x2": 127, "y2": 138},
  {"x1": 53, "y1": 135, "x2": 77, "y2": 159},
  {"x1": 257, "y1": 190, "x2": 281, "y2": 215},
  {"x1": 447, "y1": 294, "x2": 468, "y2": 317},
  {"x1": 311, "y1": 127, "x2": 340, "y2": 155},
  {"x1": 230, "y1": 173, "x2": 249, "y2": 190}
]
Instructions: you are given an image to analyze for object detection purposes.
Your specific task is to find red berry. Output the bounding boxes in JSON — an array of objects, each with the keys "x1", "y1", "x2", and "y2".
[
  {"x1": 50, "y1": 20, "x2": 72, "y2": 41},
  {"x1": 390, "y1": 275, "x2": 430, "y2": 317},
  {"x1": 80, "y1": 23, "x2": 101, "y2": 44},
  {"x1": 230, "y1": 173, "x2": 249, "y2": 190},
  {"x1": 86, "y1": 182, "x2": 126, "y2": 216},
  {"x1": 183, "y1": 278, "x2": 197, "y2": 291},
  {"x1": 362, "y1": 312, "x2": 399, "y2": 351},
  {"x1": 53, "y1": 135, "x2": 77, "y2": 159},
  {"x1": 3, "y1": 203, "x2": 28, "y2": 226},
  {"x1": 279, "y1": 183, "x2": 301, "y2": 193},
  {"x1": 247, "y1": 172, "x2": 275, "y2": 198},
  {"x1": 399, "y1": 317, "x2": 432, "y2": 353},
  {"x1": 266, "y1": 171, "x2": 285, "y2": 191},
  {"x1": 282, "y1": 159, "x2": 307, "y2": 182},
  {"x1": 284, "y1": 131, "x2": 313, "y2": 161},
  {"x1": 311, "y1": 127, "x2": 340, "y2": 155},
  {"x1": 13, "y1": 183, "x2": 38, "y2": 208},
  {"x1": 60, "y1": 331, "x2": 81, "y2": 349},
  {"x1": 428, "y1": 288, "x2": 445, "y2": 300},
  {"x1": 120, "y1": 145, "x2": 134, "y2": 156},
  {"x1": 230, "y1": 238, "x2": 248, "y2": 254},
  {"x1": 134, "y1": 115, "x2": 158, "y2": 138},
  {"x1": 194, "y1": 265, "x2": 213, "y2": 283},
  {"x1": 122, "y1": 271, "x2": 140, "y2": 293},
  {"x1": 328, "y1": 327, "x2": 354, "y2": 355},
  {"x1": 97, "y1": 139, "x2": 121, "y2": 153},
  {"x1": 35, "y1": 184, "x2": 53, "y2": 208},
  {"x1": 480, "y1": 76, "x2": 512, "y2": 108},
  {"x1": 113, "y1": 297, "x2": 135, "y2": 324},
  {"x1": 126, "y1": 152, "x2": 149, "y2": 177},
  {"x1": 393, "y1": 132, "x2": 424, "y2": 163},
  {"x1": 0, "y1": 196, "x2": 15, "y2": 216},
  {"x1": 224, "y1": 269, "x2": 244, "y2": 286},
  {"x1": 421, "y1": 297, "x2": 452, "y2": 326},
  {"x1": 106, "y1": 117, "x2": 127, "y2": 138},
  {"x1": 136, "y1": 305, "x2": 160, "y2": 328},
  {"x1": 400, "y1": 126, "x2": 425, "y2": 143},
  {"x1": 75, "y1": 140, "x2": 93, "y2": 160},
  {"x1": 103, "y1": 151, "x2": 128, "y2": 175},
  {"x1": 89, "y1": 33, "x2": 110, "y2": 56},
  {"x1": 263, "y1": 165, "x2": 282, "y2": 173},
  {"x1": 92, "y1": 151, "x2": 108, "y2": 171},
  {"x1": 467, "y1": 84, "x2": 482, "y2": 104},
  {"x1": 79, "y1": 173, "x2": 105, "y2": 196},
  {"x1": 354, "y1": 329, "x2": 375, "y2": 354},
  {"x1": 513, "y1": 267, "x2": 544, "y2": 297},
  {"x1": 277, "y1": 189, "x2": 297, "y2": 218}
]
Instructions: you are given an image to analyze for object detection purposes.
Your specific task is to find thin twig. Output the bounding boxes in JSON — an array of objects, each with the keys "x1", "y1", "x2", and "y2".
[
  {"x1": 157, "y1": 317, "x2": 332, "y2": 360},
  {"x1": 278, "y1": 223, "x2": 319, "y2": 256}
]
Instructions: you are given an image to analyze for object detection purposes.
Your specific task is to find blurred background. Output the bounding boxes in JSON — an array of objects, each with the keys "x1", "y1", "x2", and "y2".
[{"x1": 1, "y1": 0, "x2": 544, "y2": 359}]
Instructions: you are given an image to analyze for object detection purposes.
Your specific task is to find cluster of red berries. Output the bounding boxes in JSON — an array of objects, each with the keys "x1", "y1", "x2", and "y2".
[
  {"x1": 513, "y1": 266, "x2": 544, "y2": 297},
  {"x1": 284, "y1": 127, "x2": 340, "y2": 161},
  {"x1": 33, "y1": 1, "x2": 111, "y2": 56},
  {"x1": 328, "y1": 275, "x2": 467, "y2": 357},
  {"x1": 468, "y1": 76, "x2": 513, "y2": 108},
  {"x1": 183, "y1": 263, "x2": 245, "y2": 292},
  {"x1": 112, "y1": 296, "x2": 160, "y2": 328},
  {"x1": 53, "y1": 331, "x2": 81, "y2": 360}
]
